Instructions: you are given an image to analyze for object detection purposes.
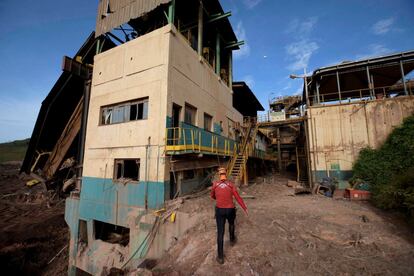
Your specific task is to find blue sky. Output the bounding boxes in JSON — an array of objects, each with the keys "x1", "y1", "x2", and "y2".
[{"x1": 0, "y1": 0, "x2": 413, "y2": 142}]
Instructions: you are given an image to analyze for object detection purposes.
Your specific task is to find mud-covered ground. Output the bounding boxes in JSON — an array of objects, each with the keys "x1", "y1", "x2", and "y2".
[
  {"x1": 153, "y1": 175, "x2": 414, "y2": 276},
  {"x1": 1, "y1": 163, "x2": 414, "y2": 276},
  {"x1": 0, "y1": 162, "x2": 69, "y2": 276}
]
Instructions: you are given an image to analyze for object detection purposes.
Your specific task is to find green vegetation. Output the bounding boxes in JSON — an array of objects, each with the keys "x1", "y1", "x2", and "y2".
[
  {"x1": 352, "y1": 115, "x2": 414, "y2": 218},
  {"x1": 0, "y1": 138, "x2": 29, "y2": 163}
]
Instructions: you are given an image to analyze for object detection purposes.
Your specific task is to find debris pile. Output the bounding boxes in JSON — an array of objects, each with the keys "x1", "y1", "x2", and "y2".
[{"x1": 152, "y1": 175, "x2": 414, "y2": 275}]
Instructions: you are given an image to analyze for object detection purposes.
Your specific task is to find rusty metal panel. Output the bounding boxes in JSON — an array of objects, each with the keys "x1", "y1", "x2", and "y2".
[{"x1": 96, "y1": 0, "x2": 171, "y2": 37}]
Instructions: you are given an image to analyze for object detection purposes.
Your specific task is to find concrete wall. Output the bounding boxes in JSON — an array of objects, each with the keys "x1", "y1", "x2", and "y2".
[
  {"x1": 167, "y1": 26, "x2": 243, "y2": 138},
  {"x1": 84, "y1": 26, "x2": 171, "y2": 184},
  {"x1": 308, "y1": 96, "x2": 414, "y2": 182}
]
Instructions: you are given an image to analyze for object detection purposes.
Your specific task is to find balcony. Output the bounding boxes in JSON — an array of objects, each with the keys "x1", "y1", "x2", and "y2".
[
  {"x1": 165, "y1": 124, "x2": 238, "y2": 156},
  {"x1": 165, "y1": 123, "x2": 277, "y2": 161}
]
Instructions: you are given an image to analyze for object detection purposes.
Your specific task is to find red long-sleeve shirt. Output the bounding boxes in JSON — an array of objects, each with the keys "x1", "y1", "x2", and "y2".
[{"x1": 210, "y1": 180, "x2": 247, "y2": 212}]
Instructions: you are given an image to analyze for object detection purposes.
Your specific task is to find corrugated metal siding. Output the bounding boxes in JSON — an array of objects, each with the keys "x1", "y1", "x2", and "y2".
[{"x1": 96, "y1": 0, "x2": 171, "y2": 37}]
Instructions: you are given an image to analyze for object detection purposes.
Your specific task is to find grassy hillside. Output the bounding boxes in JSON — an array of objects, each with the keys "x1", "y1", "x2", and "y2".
[{"x1": 0, "y1": 139, "x2": 29, "y2": 163}]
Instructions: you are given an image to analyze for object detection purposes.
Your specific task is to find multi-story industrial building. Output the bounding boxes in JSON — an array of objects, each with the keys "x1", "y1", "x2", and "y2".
[{"x1": 59, "y1": 0, "x2": 268, "y2": 274}]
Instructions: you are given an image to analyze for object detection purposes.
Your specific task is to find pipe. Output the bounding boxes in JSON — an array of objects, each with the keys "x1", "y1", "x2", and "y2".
[
  {"x1": 197, "y1": 1, "x2": 203, "y2": 56},
  {"x1": 145, "y1": 136, "x2": 151, "y2": 209},
  {"x1": 216, "y1": 33, "x2": 221, "y2": 75}
]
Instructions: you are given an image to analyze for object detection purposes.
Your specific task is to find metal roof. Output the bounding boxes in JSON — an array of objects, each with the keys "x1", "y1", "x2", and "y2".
[
  {"x1": 233, "y1": 82, "x2": 264, "y2": 117},
  {"x1": 305, "y1": 50, "x2": 414, "y2": 102},
  {"x1": 96, "y1": 0, "x2": 171, "y2": 37}
]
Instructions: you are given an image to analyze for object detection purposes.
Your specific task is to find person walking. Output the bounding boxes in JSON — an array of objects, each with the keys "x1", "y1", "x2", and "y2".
[{"x1": 211, "y1": 167, "x2": 248, "y2": 264}]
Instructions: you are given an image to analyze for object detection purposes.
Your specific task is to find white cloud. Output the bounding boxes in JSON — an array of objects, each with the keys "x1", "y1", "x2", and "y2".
[
  {"x1": 285, "y1": 17, "x2": 319, "y2": 72},
  {"x1": 356, "y1": 44, "x2": 393, "y2": 60},
  {"x1": 282, "y1": 82, "x2": 292, "y2": 91},
  {"x1": 243, "y1": 75, "x2": 255, "y2": 88},
  {"x1": 234, "y1": 21, "x2": 250, "y2": 59},
  {"x1": 285, "y1": 17, "x2": 318, "y2": 37},
  {"x1": 242, "y1": 0, "x2": 262, "y2": 9},
  {"x1": 372, "y1": 18, "x2": 394, "y2": 35},
  {"x1": 286, "y1": 40, "x2": 319, "y2": 71}
]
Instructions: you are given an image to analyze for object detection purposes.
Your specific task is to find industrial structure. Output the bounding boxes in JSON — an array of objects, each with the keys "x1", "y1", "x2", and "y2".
[
  {"x1": 21, "y1": 0, "x2": 274, "y2": 274},
  {"x1": 19, "y1": 0, "x2": 414, "y2": 274},
  {"x1": 304, "y1": 51, "x2": 414, "y2": 186},
  {"x1": 258, "y1": 51, "x2": 414, "y2": 188}
]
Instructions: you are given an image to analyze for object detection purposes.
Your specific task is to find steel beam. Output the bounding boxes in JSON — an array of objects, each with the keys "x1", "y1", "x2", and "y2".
[
  {"x1": 207, "y1": 12, "x2": 231, "y2": 24},
  {"x1": 277, "y1": 128, "x2": 282, "y2": 173},
  {"x1": 224, "y1": 41, "x2": 245, "y2": 49},
  {"x1": 336, "y1": 71, "x2": 342, "y2": 102},
  {"x1": 168, "y1": 0, "x2": 175, "y2": 24},
  {"x1": 316, "y1": 81, "x2": 320, "y2": 104},
  {"x1": 366, "y1": 66, "x2": 373, "y2": 98},
  {"x1": 400, "y1": 60, "x2": 408, "y2": 95}
]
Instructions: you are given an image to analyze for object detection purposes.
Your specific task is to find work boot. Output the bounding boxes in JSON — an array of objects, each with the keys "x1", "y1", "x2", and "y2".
[{"x1": 216, "y1": 256, "x2": 224, "y2": 264}]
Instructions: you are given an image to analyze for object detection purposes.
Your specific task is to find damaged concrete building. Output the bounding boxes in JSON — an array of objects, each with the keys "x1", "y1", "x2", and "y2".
[
  {"x1": 21, "y1": 0, "x2": 274, "y2": 274},
  {"x1": 304, "y1": 51, "x2": 414, "y2": 187},
  {"x1": 258, "y1": 51, "x2": 414, "y2": 188}
]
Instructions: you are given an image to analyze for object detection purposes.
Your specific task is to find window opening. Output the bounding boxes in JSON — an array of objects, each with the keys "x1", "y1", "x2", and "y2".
[
  {"x1": 204, "y1": 113, "x2": 213, "y2": 131},
  {"x1": 101, "y1": 98, "x2": 148, "y2": 125},
  {"x1": 94, "y1": 220, "x2": 129, "y2": 246},
  {"x1": 114, "y1": 159, "x2": 140, "y2": 181},
  {"x1": 78, "y1": 220, "x2": 88, "y2": 245},
  {"x1": 184, "y1": 103, "x2": 197, "y2": 125}
]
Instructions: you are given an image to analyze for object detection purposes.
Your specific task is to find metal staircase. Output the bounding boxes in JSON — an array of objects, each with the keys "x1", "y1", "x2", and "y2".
[{"x1": 227, "y1": 117, "x2": 259, "y2": 185}]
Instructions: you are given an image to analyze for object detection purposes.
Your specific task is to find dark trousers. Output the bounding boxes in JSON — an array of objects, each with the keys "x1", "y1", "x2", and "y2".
[{"x1": 215, "y1": 207, "x2": 236, "y2": 259}]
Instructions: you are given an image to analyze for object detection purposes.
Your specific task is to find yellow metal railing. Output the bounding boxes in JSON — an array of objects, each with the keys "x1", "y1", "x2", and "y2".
[
  {"x1": 165, "y1": 127, "x2": 238, "y2": 156},
  {"x1": 165, "y1": 124, "x2": 276, "y2": 162}
]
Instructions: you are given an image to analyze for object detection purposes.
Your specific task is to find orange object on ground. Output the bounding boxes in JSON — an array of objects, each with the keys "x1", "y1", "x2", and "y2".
[{"x1": 345, "y1": 188, "x2": 371, "y2": 201}]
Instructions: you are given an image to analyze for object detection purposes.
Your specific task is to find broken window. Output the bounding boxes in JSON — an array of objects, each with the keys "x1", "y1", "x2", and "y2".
[
  {"x1": 184, "y1": 103, "x2": 197, "y2": 125},
  {"x1": 100, "y1": 98, "x2": 148, "y2": 125},
  {"x1": 114, "y1": 159, "x2": 140, "y2": 181},
  {"x1": 204, "y1": 113, "x2": 213, "y2": 131},
  {"x1": 94, "y1": 220, "x2": 129, "y2": 246}
]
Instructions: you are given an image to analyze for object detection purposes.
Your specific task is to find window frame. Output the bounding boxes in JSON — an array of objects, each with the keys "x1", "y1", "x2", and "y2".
[
  {"x1": 113, "y1": 158, "x2": 140, "y2": 182},
  {"x1": 100, "y1": 97, "x2": 149, "y2": 126}
]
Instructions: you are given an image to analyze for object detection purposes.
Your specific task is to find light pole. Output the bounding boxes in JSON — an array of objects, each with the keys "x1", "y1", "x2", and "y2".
[
  {"x1": 289, "y1": 68, "x2": 313, "y2": 189},
  {"x1": 290, "y1": 68, "x2": 311, "y2": 107}
]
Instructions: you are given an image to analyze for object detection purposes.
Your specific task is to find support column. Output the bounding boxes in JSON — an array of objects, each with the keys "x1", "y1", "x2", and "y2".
[
  {"x1": 336, "y1": 71, "x2": 342, "y2": 103},
  {"x1": 216, "y1": 33, "x2": 221, "y2": 75},
  {"x1": 96, "y1": 38, "x2": 101, "y2": 55},
  {"x1": 228, "y1": 51, "x2": 233, "y2": 88},
  {"x1": 316, "y1": 81, "x2": 320, "y2": 104},
  {"x1": 400, "y1": 60, "x2": 408, "y2": 95},
  {"x1": 366, "y1": 66, "x2": 373, "y2": 98},
  {"x1": 197, "y1": 1, "x2": 203, "y2": 56},
  {"x1": 168, "y1": 0, "x2": 175, "y2": 24},
  {"x1": 277, "y1": 128, "x2": 282, "y2": 173}
]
